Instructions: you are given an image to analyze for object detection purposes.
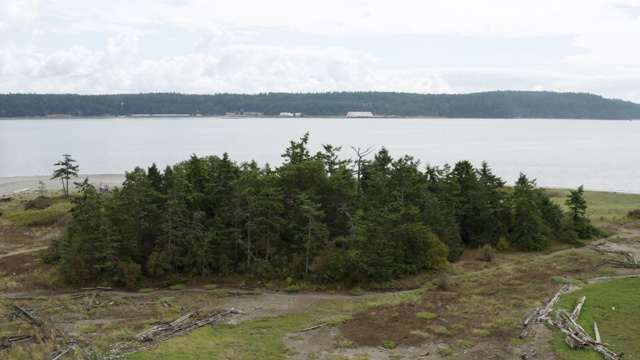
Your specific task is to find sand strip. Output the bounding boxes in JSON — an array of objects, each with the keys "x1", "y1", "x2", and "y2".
[{"x1": 0, "y1": 174, "x2": 126, "y2": 197}]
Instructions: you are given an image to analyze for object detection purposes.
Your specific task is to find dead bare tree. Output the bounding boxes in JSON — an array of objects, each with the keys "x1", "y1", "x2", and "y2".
[{"x1": 350, "y1": 145, "x2": 374, "y2": 194}]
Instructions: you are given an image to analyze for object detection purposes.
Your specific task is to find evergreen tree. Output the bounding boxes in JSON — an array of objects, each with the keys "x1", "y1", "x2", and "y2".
[
  {"x1": 510, "y1": 174, "x2": 549, "y2": 251},
  {"x1": 51, "y1": 154, "x2": 79, "y2": 196},
  {"x1": 566, "y1": 185, "x2": 599, "y2": 239}
]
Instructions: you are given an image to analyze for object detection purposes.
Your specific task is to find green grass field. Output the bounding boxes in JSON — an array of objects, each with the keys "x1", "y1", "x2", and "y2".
[
  {"x1": 546, "y1": 189, "x2": 640, "y2": 222},
  {"x1": 553, "y1": 277, "x2": 640, "y2": 359}
]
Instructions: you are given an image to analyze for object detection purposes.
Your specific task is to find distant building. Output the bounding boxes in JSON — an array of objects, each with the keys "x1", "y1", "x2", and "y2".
[
  {"x1": 279, "y1": 112, "x2": 294, "y2": 117},
  {"x1": 225, "y1": 111, "x2": 264, "y2": 117},
  {"x1": 346, "y1": 111, "x2": 374, "y2": 118}
]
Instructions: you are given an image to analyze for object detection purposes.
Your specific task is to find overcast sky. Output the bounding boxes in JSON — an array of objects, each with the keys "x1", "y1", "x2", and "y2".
[{"x1": 1, "y1": 0, "x2": 639, "y2": 102}]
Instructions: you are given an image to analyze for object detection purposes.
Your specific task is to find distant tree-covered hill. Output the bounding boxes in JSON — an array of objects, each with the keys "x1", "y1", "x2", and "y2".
[{"x1": 1, "y1": 91, "x2": 639, "y2": 119}]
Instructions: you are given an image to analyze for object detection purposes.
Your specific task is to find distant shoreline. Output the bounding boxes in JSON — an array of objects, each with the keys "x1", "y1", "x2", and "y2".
[
  {"x1": 2, "y1": 175, "x2": 639, "y2": 198},
  {"x1": 0, "y1": 174, "x2": 126, "y2": 197}
]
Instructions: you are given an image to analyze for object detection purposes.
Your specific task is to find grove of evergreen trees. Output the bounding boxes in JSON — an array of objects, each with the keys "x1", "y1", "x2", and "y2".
[
  {"x1": 47, "y1": 134, "x2": 599, "y2": 286},
  {"x1": 2, "y1": 91, "x2": 640, "y2": 119}
]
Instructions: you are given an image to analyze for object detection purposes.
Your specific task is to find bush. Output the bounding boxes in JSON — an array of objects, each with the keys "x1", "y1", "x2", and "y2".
[
  {"x1": 627, "y1": 209, "x2": 640, "y2": 220},
  {"x1": 480, "y1": 244, "x2": 494, "y2": 262},
  {"x1": 6, "y1": 202, "x2": 72, "y2": 226},
  {"x1": 436, "y1": 272, "x2": 450, "y2": 291},
  {"x1": 417, "y1": 312, "x2": 438, "y2": 320},
  {"x1": 350, "y1": 286, "x2": 365, "y2": 296},
  {"x1": 117, "y1": 262, "x2": 141, "y2": 287},
  {"x1": 285, "y1": 285, "x2": 300, "y2": 293},
  {"x1": 25, "y1": 198, "x2": 52, "y2": 210},
  {"x1": 382, "y1": 340, "x2": 397, "y2": 349}
]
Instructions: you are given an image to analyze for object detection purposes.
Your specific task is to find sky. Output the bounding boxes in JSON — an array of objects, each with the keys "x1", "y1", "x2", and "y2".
[{"x1": 1, "y1": 0, "x2": 640, "y2": 102}]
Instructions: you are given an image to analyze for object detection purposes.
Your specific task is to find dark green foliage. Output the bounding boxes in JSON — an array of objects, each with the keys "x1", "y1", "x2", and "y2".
[
  {"x1": 51, "y1": 154, "x2": 79, "y2": 196},
  {"x1": 565, "y1": 185, "x2": 600, "y2": 239},
  {"x1": 1, "y1": 91, "x2": 640, "y2": 119},
  {"x1": 627, "y1": 209, "x2": 640, "y2": 220},
  {"x1": 48, "y1": 134, "x2": 581, "y2": 285}
]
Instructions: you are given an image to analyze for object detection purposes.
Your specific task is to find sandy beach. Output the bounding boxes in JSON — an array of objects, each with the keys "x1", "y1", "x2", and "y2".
[{"x1": 0, "y1": 174, "x2": 127, "y2": 198}]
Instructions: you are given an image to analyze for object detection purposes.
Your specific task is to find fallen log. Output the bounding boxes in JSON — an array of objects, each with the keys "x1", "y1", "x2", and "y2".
[
  {"x1": 604, "y1": 259, "x2": 639, "y2": 269},
  {"x1": 591, "y1": 247, "x2": 629, "y2": 256},
  {"x1": 85, "y1": 292, "x2": 97, "y2": 311},
  {"x1": 107, "y1": 308, "x2": 244, "y2": 359},
  {"x1": 0, "y1": 335, "x2": 33, "y2": 352},
  {"x1": 590, "y1": 274, "x2": 640, "y2": 282},
  {"x1": 627, "y1": 253, "x2": 637, "y2": 265},
  {"x1": 9, "y1": 302, "x2": 43, "y2": 327},
  {"x1": 594, "y1": 322, "x2": 601, "y2": 343},
  {"x1": 299, "y1": 323, "x2": 326, "y2": 332},
  {"x1": 520, "y1": 285, "x2": 568, "y2": 339},
  {"x1": 521, "y1": 348, "x2": 536, "y2": 359},
  {"x1": 571, "y1": 296, "x2": 586, "y2": 320}
]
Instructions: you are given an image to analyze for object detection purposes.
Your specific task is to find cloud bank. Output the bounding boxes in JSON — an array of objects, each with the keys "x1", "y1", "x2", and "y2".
[{"x1": 1, "y1": 0, "x2": 639, "y2": 102}]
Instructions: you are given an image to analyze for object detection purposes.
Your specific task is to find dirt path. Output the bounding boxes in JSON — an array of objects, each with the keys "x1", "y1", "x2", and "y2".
[{"x1": 0, "y1": 246, "x2": 48, "y2": 259}]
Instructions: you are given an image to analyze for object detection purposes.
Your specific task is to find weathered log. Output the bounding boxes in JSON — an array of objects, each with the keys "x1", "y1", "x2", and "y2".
[
  {"x1": 541, "y1": 285, "x2": 569, "y2": 319},
  {"x1": 9, "y1": 302, "x2": 43, "y2": 327},
  {"x1": 565, "y1": 334, "x2": 586, "y2": 349},
  {"x1": 520, "y1": 322, "x2": 535, "y2": 339},
  {"x1": 591, "y1": 247, "x2": 629, "y2": 256},
  {"x1": 590, "y1": 274, "x2": 640, "y2": 282},
  {"x1": 299, "y1": 323, "x2": 326, "y2": 332},
  {"x1": 594, "y1": 322, "x2": 601, "y2": 343},
  {"x1": 571, "y1": 296, "x2": 586, "y2": 320},
  {"x1": 627, "y1": 253, "x2": 637, "y2": 265},
  {"x1": 523, "y1": 307, "x2": 540, "y2": 326},
  {"x1": 521, "y1": 348, "x2": 536, "y2": 359},
  {"x1": 85, "y1": 292, "x2": 97, "y2": 311},
  {"x1": 605, "y1": 259, "x2": 639, "y2": 268}
]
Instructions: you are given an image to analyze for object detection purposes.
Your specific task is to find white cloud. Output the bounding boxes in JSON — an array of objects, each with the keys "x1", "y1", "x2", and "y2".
[
  {"x1": 1, "y1": 0, "x2": 640, "y2": 102},
  {"x1": 0, "y1": 0, "x2": 39, "y2": 34}
]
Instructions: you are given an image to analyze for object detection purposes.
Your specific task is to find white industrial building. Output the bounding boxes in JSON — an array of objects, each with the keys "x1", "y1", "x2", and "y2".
[{"x1": 346, "y1": 111, "x2": 374, "y2": 118}]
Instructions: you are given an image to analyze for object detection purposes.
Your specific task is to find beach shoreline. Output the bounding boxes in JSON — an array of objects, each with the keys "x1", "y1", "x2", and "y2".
[{"x1": 0, "y1": 174, "x2": 127, "y2": 197}]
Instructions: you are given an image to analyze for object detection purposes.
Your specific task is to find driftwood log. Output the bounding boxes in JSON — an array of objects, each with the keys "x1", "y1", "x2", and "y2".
[
  {"x1": 299, "y1": 323, "x2": 326, "y2": 332},
  {"x1": 8, "y1": 302, "x2": 43, "y2": 327},
  {"x1": 521, "y1": 289, "x2": 623, "y2": 360},
  {"x1": 520, "y1": 285, "x2": 568, "y2": 339},
  {"x1": 0, "y1": 335, "x2": 32, "y2": 352},
  {"x1": 545, "y1": 301, "x2": 622, "y2": 360},
  {"x1": 106, "y1": 307, "x2": 244, "y2": 359}
]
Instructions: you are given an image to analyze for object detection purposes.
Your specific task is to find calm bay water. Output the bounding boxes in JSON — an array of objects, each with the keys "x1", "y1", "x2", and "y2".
[{"x1": 1, "y1": 117, "x2": 639, "y2": 193}]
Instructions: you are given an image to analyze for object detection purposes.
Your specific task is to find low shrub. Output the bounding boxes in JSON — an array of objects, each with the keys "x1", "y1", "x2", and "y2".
[
  {"x1": 25, "y1": 198, "x2": 52, "y2": 210},
  {"x1": 480, "y1": 244, "x2": 494, "y2": 262},
  {"x1": 6, "y1": 202, "x2": 72, "y2": 226},
  {"x1": 627, "y1": 209, "x2": 640, "y2": 220},
  {"x1": 382, "y1": 340, "x2": 397, "y2": 349},
  {"x1": 350, "y1": 286, "x2": 365, "y2": 296},
  {"x1": 285, "y1": 285, "x2": 300, "y2": 293},
  {"x1": 416, "y1": 312, "x2": 438, "y2": 320}
]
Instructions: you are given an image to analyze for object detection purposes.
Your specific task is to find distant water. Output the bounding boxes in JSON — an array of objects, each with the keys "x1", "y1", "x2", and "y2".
[{"x1": 1, "y1": 117, "x2": 639, "y2": 193}]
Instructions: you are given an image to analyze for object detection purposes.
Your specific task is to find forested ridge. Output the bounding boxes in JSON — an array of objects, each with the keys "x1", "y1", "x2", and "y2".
[
  {"x1": 47, "y1": 134, "x2": 599, "y2": 286},
  {"x1": 2, "y1": 91, "x2": 640, "y2": 119}
]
